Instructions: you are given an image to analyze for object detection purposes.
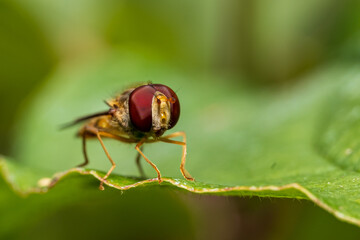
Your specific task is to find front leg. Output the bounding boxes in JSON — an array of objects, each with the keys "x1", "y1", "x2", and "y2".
[
  {"x1": 158, "y1": 131, "x2": 194, "y2": 181},
  {"x1": 135, "y1": 145, "x2": 146, "y2": 178},
  {"x1": 136, "y1": 138, "x2": 162, "y2": 183}
]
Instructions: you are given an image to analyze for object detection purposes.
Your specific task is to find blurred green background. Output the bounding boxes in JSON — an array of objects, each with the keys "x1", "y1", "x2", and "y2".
[{"x1": 2, "y1": 0, "x2": 360, "y2": 239}]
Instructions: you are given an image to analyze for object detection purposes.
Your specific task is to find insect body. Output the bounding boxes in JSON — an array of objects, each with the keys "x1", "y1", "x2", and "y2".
[{"x1": 69, "y1": 83, "x2": 194, "y2": 190}]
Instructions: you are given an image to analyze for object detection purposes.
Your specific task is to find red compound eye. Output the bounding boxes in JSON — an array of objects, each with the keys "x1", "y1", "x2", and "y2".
[
  {"x1": 129, "y1": 85, "x2": 156, "y2": 132},
  {"x1": 129, "y1": 84, "x2": 180, "y2": 132}
]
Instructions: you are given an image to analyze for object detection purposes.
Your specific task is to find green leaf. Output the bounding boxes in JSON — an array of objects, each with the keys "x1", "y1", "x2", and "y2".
[
  {"x1": 5, "y1": 51, "x2": 360, "y2": 227},
  {"x1": 0, "y1": 159, "x2": 195, "y2": 239}
]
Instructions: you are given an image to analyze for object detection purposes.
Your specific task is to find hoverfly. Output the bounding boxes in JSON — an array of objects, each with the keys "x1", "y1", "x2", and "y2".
[{"x1": 65, "y1": 83, "x2": 194, "y2": 190}]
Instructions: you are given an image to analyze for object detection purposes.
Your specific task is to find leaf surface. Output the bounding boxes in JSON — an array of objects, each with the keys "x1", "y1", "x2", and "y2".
[{"x1": 4, "y1": 52, "x2": 360, "y2": 227}]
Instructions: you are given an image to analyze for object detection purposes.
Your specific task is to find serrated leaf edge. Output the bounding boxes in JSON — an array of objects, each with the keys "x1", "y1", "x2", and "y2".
[{"x1": 0, "y1": 159, "x2": 358, "y2": 227}]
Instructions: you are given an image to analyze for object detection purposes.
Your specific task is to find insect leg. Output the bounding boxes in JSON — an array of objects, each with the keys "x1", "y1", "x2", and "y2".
[
  {"x1": 135, "y1": 145, "x2": 146, "y2": 178},
  {"x1": 158, "y1": 131, "x2": 194, "y2": 181},
  {"x1": 96, "y1": 131, "x2": 116, "y2": 191},
  {"x1": 77, "y1": 133, "x2": 89, "y2": 167},
  {"x1": 83, "y1": 126, "x2": 117, "y2": 190},
  {"x1": 136, "y1": 138, "x2": 162, "y2": 183}
]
